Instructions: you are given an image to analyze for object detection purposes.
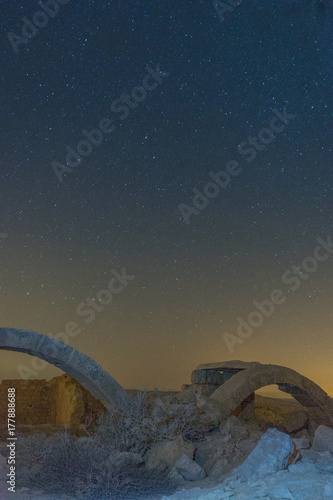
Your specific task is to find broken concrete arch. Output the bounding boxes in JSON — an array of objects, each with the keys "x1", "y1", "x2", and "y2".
[
  {"x1": 0, "y1": 328, "x2": 128, "y2": 411},
  {"x1": 208, "y1": 363, "x2": 333, "y2": 423},
  {"x1": 191, "y1": 361, "x2": 333, "y2": 425}
]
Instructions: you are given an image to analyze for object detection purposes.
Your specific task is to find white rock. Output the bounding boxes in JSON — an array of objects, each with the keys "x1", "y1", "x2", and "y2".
[
  {"x1": 271, "y1": 485, "x2": 294, "y2": 498},
  {"x1": 324, "y1": 481, "x2": 333, "y2": 498},
  {"x1": 232, "y1": 428, "x2": 293, "y2": 480}
]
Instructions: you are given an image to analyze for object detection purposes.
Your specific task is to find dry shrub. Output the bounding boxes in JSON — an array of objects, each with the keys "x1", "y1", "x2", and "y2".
[
  {"x1": 18, "y1": 431, "x2": 176, "y2": 499},
  {"x1": 94, "y1": 389, "x2": 208, "y2": 455}
]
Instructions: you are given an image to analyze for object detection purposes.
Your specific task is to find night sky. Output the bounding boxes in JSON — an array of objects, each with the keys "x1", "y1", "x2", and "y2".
[{"x1": 0, "y1": 0, "x2": 332, "y2": 396}]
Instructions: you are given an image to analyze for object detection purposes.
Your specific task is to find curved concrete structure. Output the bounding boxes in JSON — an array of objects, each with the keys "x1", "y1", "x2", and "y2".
[
  {"x1": 0, "y1": 328, "x2": 128, "y2": 411},
  {"x1": 209, "y1": 363, "x2": 333, "y2": 423}
]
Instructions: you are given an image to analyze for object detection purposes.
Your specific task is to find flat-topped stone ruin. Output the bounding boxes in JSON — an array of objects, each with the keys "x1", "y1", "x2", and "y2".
[{"x1": 191, "y1": 360, "x2": 262, "y2": 385}]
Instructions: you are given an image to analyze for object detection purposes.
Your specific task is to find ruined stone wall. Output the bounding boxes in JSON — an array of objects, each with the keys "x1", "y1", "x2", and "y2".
[
  {"x1": 0, "y1": 375, "x2": 106, "y2": 429},
  {"x1": 0, "y1": 379, "x2": 54, "y2": 426}
]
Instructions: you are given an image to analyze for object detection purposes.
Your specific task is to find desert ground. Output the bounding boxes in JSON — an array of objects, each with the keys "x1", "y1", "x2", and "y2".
[{"x1": 1, "y1": 394, "x2": 332, "y2": 500}]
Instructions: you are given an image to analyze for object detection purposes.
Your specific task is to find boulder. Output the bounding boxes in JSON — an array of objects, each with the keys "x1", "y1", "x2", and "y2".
[
  {"x1": 144, "y1": 439, "x2": 195, "y2": 471},
  {"x1": 220, "y1": 415, "x2": 248, "y2": 440},
  {"x1": 232, "y1": 428, "x2": 294, "y2": 480},
  {"x1": 235, "y1": 437, "x2": 259, "y2": 457},
  {"x1": 177, "y1": 384, "x2": 220, "y2": 404},
  {"x1": 195, "y1": 434, "x2": 234, "y2": 473},
  {"x1": 294, "y1": 428, "x2": 311, "y2": 439},
  {"x1": 207, "y1": 455, "x2": 233, "y2": 479},
  {"x1": 230, "y1": 424, "x2": 249, "y2": 441},
  {"x1": 312, "y1": 425, "x2": 333, "y2": 453},
  {"x1": 283, "y1": 410, "x2": 309, "y2": 434},
  {"x1": 292, "y1": 436, "x2": 311, "y2": 450},
  {"x1": 220, "y1": 415, "x2": 240, "y2": 431},
  {"x1": 196, "y1": 394, "x2": 221, "y2": 429},
  {"x1": 168, "y1": 466, "x2": 185, "y2": 483},
  {"x1": 174, "y1": 453, "x2": 206, "y2": 481},
  {"x1": 247, "y1": 423, "x2": 264, "y2": 440}
]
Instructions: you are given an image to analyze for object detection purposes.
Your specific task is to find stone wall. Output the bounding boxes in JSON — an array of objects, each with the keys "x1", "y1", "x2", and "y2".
[
  {"x1": 0, "y1": 375, "x2": 106, "y2": 429},
  {"x1": 0, "y1": 379, "x2": 54, "y2": 426}
]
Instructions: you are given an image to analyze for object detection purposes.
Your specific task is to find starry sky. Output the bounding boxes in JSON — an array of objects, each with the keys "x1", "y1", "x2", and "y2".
[{"x1": 0, "y1": 0, "x2": 332, "y2": 397}]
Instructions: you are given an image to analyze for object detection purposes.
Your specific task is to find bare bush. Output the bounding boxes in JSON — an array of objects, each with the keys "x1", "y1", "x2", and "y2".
[
  {"x1": 80, "y1": 457, "x2": 175, "y2": 499},
  {"x1": 18, "y1": 430, "x2": 175, "y2": 498},
  {"x1": 94, "y1": 389, "x2": 208, "y2": 455},
  {"x1": 18, "y1": 433, "x2": 51, "y2": 467}
]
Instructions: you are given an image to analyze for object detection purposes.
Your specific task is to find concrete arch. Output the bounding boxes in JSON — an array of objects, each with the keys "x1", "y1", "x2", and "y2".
[
  {"x1": 210, "y1": 363, "x2": 333, "y2": 423},
  {"x1": 0, "y1": 328, "x2": 128, "y2": 411}
]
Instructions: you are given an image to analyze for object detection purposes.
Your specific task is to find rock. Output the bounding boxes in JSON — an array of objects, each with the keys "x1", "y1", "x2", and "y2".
[
  {"x1": 229, "y1": 424, "x2": 249, "y2": 441},
  {"x1": 232, "y1": 428, "x2": 294, "y2": 480},
  {"x1": 176, "y1": 384, "x2": 221, "y2": 403},
  {"x1": 144, "y1": 439, "x2": 195, "y2": 471},
  {"x1": 283, "y1": 410, "x2": 308, "y2": 434},
  {"x1": 324, "y1": 481, "x2": 333, "y2": 498},
  {"x1": 196, "y1": 394, "x2": 221, "y2": 429},
  {"x1": 312, "y1": 425, "x2": 333, "y2": 453},
  {"x1": 220, "y1": 415, "x2": 242, "y2": 434},
  {"x1": 301, "y1": 448, "x2": 333, "y2": 464},
  {"x1": 161, "y1": 448, "x2": 333, "y2": 500},
  {"x1": 235, "y1": 437, "x2": 258, "y2": 457},
  {"x1": 292, "y1": 436, "x2": 311, "y2": 450},
  {"x1": 208, "y1": 455, "x2": 233, "y2": 479},
  {"x1": 168, "y1": 466, "x2": 185, "y2": 483},
  {"x1": 247, "y1": 423, "x2": 264, "y2": 441},
  {"x1": 195, "y1": 434, "x2": 233, "y2": 473},
  {"x1": 270, "y1": 485, "x2": 294, "y2": 499},
  {"x1": 288, "y1": 460, "x2": 320, "y2": 474},
  {"x1": 219, "y1": 415, "x2": 249, "y2": 440},
  {"x1": 307, "y1": 402, "x2": 333, "y2": 430},
  {"x1": 294, "y1": 428, "x2": 310, "y2": 439},
  {"x1": 175, "y1": 453, "x2": 206, "y2": 481},
  {"x1": 286, "y1": 442, "x2": 302, "y2": 466}
]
